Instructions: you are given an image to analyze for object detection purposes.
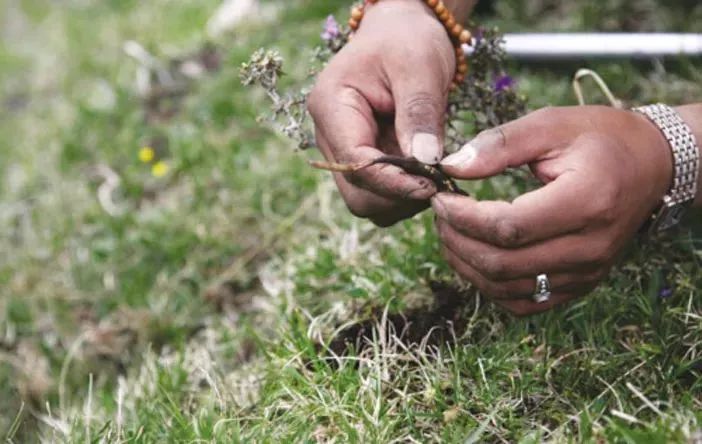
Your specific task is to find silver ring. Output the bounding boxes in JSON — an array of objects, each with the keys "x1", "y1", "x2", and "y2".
[{"x1": 533, "y1": 273, "x2": 551, "y2": 303}]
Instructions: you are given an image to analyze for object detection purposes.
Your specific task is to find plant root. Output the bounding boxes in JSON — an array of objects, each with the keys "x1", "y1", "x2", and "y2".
[{"x1": 310, "y1": 155, "x2": 468, "y2": 195}]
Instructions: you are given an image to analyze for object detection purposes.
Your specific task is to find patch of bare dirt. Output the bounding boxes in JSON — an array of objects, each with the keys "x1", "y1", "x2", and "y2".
[{"x1": 326, "y1": 280, "x2": 477, "y2": 357}]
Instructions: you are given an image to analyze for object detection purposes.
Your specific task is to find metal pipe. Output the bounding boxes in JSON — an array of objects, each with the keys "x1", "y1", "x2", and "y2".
[{"x1": 463, "y1": 33, "x2": 702, "y2": 60}]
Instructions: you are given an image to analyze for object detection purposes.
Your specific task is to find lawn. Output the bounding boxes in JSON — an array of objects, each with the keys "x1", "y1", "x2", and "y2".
[{"x1": 1, "y1": 0, "x2": 702, "y2": 442}]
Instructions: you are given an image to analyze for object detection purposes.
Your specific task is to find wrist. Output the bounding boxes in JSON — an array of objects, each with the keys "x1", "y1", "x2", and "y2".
[
  {"x1": 362, "y1": 0, "x2": 437, "y2": 21},
  {"x1": 675, "y1": 104, "x2": 702, "y2": 208},
  {"x1": 632, "y1": 104, "x2": 700, "y2": 233},
  {"x1": 361, "y1": 0, "x2": 475, "y2": 19},
  {"x1": 631, "y1": 111, "x2": 674, "y2": 205},
  {"x1": 349, "y1": 0, "x2": 471, "y2": 88},
  {"x1": 359, "y1": 0, "x2": 458, "y2": 71}
]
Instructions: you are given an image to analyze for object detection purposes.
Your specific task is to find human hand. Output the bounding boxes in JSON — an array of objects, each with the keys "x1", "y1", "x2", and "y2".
[
  {"x1": 432, "y1": 106, "x2": 673, "y2": 315},
  {"x1": 307, "y1": 0, "x2": 456, "y2": 226}
]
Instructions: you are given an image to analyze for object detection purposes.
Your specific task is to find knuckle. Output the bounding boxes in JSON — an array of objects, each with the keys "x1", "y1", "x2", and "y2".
[
  {"x1": 348, "y1": 163, "x2": 397, "y2": 195},
  {"x1": 493, "y1": 218, "x2": 522, "y2": 248},
  {"x1": 361, "y1": 162, "x2": 392, "y2": 186},
  {"x1": 476, "y1": 253, "x2": 507, "y2": 280},
  {"x1": 308, "y1": 80, "x2": 366, "y2": 123},
  {"x1": 404, "y1": 92, "x2": 439, "y2": 109},
  {"x1": 598, "y1": 206, "x2": 617, "y2": 225},
  {"x1": 337, "y1": 86, "x2": 366, "y2": 110},
  {"x1": 589, "y1": 187, "x2": 619, "y2": 225},
  {"x1": 475, "y1": 127, "x2": 507, "y2": 150},
  {"x1": 403, "y1": 92, "x2": 441, "y2": 120}
]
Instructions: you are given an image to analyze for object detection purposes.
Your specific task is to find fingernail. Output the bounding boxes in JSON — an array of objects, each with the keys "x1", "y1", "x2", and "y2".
[
  {"x1": 431, "y1": 194, "x2": 448, "y2": 219},
  {"x1": 411, "y1": 133, "x2": 441, "y2": 165},
  {"x1": 441, "y1": 143, "x2": 476, "y2": 167}
]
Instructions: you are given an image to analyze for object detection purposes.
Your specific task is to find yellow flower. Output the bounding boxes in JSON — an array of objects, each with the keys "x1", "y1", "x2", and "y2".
[
  {"x1": 151, "y1": 161, "x2": 169, "y2": 178},
  {"x1": 138, "y1": 146, "x2": 155, "y2": 163}
]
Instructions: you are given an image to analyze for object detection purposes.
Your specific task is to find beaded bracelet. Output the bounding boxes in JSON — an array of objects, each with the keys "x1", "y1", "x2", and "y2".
[{"x1": 347, "y1": 0, "x2": 472, "y2": 89}]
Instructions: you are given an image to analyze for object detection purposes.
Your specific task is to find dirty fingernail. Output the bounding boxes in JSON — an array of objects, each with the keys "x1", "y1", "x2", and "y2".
[
  {"x1": 440, "y1": 143, "x2": 476, "y2": 167},
  {"x1": 411, "y1": 133, "x2": 441, "y2": 165}
]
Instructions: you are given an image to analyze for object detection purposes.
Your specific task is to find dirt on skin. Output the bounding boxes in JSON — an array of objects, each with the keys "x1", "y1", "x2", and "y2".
[{"x1": 326, "y1": 281, "x2": 477, "y2": 357}]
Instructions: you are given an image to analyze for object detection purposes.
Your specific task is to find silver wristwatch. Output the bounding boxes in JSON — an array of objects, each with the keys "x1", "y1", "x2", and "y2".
[{"x1": 632, "y1": 103, "x2": 700, "y2": 234}]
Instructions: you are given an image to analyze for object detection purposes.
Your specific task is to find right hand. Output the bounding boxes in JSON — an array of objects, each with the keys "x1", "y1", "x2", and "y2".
[
  {"x1": 307, "y1": 0, "x2": 456, "y2": 226},
  {"x1": 433, "y1": 106, "x2": 673, "y2": 315}
]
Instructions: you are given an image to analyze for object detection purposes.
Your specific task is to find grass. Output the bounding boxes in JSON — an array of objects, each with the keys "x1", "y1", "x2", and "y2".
[{"x1": 1, "y1": 0, "x2": 702, "y2": 442}]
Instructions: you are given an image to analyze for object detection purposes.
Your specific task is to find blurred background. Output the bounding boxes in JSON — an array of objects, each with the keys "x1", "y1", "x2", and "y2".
[{"x1": 1, "y1": 0, "x2": 702, "y2": 442}]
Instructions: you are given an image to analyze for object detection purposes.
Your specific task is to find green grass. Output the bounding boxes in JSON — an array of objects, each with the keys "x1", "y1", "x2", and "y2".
[{"x1": 1, "y1": 0, "x2": 702, "y2": 442}]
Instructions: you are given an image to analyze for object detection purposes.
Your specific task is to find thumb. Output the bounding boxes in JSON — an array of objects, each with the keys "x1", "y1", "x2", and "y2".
[
  {"x1": 393, "y1": 80, "x2": 447, "y2": 165},
  {"x1": 439, "y1": 107, "x2": 573, "y2": 179}
]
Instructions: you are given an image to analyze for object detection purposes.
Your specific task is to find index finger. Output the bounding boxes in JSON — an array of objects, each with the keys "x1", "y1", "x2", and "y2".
[
  {"x1": 309, "y1": 84, "x2": 436, "y2": 200},
  {"x1": 431, "y1": 171, "x2": 597, "y2": 248}
]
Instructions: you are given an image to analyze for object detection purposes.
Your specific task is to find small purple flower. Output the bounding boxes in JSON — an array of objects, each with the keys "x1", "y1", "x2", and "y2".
[
  {"x1": 659, "y1": 286, "x2": 674, "y2": 299},
  {"x1": 321, "y1": 15, "x2": 340, "y2": 41},
  {"x1": 474, "y1": 27, "x2": 484, "y2": 45},
  {"x1": 494, "y1": 74, "x2": 515, "y2": 92}
]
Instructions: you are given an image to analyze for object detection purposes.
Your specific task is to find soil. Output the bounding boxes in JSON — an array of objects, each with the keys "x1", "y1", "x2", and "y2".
[{"x1": 326, "y1": 280, "x2": 476, "y2": 357}]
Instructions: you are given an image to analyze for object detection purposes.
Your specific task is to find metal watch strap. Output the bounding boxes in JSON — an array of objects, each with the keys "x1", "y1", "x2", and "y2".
[{"x1": 632, "y1": 103, "x2": 700, "y2": 233}]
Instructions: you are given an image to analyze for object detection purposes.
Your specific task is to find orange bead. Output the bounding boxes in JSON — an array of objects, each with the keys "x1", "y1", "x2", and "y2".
[
  {"x1": 426, "y1": 0, "x2": 439, "y2": 6},
  {"x1": 451, "y1": 23, "x2": 463, "y2": 38},
  {"x1": 439, "y1": 9, "x2": 450, "y2": 21},
  {"x1": 351, "y1": 6, "x2": 363, "y2": 21},
  {"x1": 457, "y1": 53, "x2": 466, "y2": 64},
  {"x1": 455, "y1": 46, "x2": 464, "y2": 57},
  {"x1": 348, "y1": 18, "x2": 359, "y2": 30},
  {"x1": 454, "y1": 73, "x2": 465, "y2": 83},
  {"x1": 457, "y1": 63, "x2": 468, "y2": 74},
  {"x1": 459, "y1": 29, "x2": 472, "y2": 44},
  {"x1": 444, "y1": 16, "x2": 456, "y2": 29},
  {"x1": 434, "y1": 2, "x2": 446, "y2": 15}
]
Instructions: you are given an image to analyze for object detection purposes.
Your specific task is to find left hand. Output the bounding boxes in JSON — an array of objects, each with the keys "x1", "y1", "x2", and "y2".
[
  {"x1": 307, "y1": 0, "x2": 456, "y2": 227},
  {"x1": 431, "y1": 106, "x2": 673, "y2": 316}
]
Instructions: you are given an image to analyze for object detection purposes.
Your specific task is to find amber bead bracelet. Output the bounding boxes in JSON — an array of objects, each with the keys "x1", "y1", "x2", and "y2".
[{"x1": 347, "y1": 0, "x2": 472, "y2": 89}]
